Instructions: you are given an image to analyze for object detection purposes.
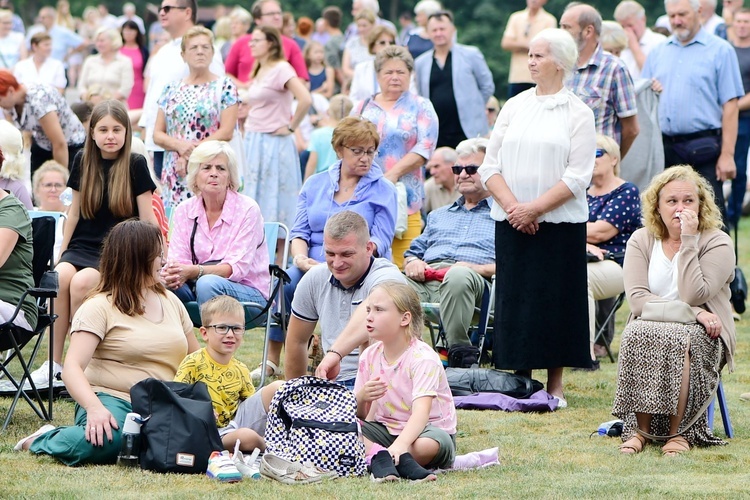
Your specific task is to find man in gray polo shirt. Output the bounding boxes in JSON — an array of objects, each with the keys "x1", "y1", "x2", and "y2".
[{"x1": 284, "y1": 211, "x2": 405, "y2": 388}]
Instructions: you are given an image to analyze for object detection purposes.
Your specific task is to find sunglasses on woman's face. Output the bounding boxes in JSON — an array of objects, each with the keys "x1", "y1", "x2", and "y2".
[
  {"x1": 451, "y1": 165, "x2": 479, "y2": 175},
  {"x1": 595, "y1": 148, "x2": 605, "y2": 158}
]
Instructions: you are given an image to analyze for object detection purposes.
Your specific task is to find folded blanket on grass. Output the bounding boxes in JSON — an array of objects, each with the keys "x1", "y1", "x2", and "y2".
[{"x1": 453, "y1": 390, "x2": 558, "y2": 412}]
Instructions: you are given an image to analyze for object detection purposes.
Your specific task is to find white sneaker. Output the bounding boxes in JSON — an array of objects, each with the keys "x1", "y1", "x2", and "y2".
[
  {"x1": 233, "y1": 446, "x2": 261, "y2": 479},
  {"x1": 29, "y1": 361, "x2": 62, "y2": 388}
]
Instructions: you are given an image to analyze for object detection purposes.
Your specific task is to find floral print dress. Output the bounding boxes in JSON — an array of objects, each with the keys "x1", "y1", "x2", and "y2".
[{"x1": 157, "y1": 76, "x2": 238, "y2": 208}]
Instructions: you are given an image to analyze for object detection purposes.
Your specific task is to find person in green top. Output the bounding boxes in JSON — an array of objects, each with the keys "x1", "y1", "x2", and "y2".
[{"x1": 0, "y1": 186, "x2": 37, "y2": 331}]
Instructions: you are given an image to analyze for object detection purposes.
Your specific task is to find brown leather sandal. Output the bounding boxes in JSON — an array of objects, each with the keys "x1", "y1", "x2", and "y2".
[
  {"x1": 662, "y1": 436, "x2": 690, "y2": 457},
  {"x1": 619, "y1": 433, "x2": 647, "y2": 454}
]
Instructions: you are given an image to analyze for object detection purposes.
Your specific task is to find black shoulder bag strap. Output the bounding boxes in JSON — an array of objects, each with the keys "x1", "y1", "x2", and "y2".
[{"x1": 189, "y1": 218, "x2": 199, "y2": 265}]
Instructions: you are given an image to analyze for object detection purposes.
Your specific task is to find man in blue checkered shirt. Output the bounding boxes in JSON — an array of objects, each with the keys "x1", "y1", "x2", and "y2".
[
  {"x1": 403, "y1": 137, "x2": 495, "y2": 352},
  {"x1": 561, "y1": 4, "x2": 640, "y2": 158}
]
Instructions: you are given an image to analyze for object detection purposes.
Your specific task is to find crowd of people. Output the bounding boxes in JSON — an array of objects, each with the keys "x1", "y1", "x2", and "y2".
[{"x1": 1, "y1": 0, "x2": 747, "y2": 479}]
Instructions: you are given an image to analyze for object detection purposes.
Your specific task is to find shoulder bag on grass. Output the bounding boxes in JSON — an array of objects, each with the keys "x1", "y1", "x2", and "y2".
[{"x1": 130, "y1": 378, "x2": 223, "y2": 474}]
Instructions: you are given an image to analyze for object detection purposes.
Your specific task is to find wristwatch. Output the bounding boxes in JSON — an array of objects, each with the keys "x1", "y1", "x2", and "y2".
[{"x1": 288, "y1": 125, "x2": 295, "y2": 133}]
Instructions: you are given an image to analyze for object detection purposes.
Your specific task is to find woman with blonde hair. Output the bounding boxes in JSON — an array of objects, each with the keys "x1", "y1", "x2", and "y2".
[
  {"x1": 613, "y1": 166, "x2": 735, "y2": 456},
  {"x1": 32, "y1": 160, "x2": 69, "y2": 259},
  {"x1": 163, "y1": 140, "x2": 270, "y2": 309},
  {"x1": 154, "y1": 26, "x2": 238, "y2": 208},
  {"x1": 0, "y1": 119, "x2": 31, "y2": 208},
  {"x1": 342, "y1": 9, "x2": 376, "y2": 88},
  {"x1": 585, "y1": 135, "x2": 640, "y2": 364},
  {"x1": 78, "y1": 28, "x2": 134, "y2": 102},
  {"x1": 32, "y1": 160, "x2": 68, "y2": 213}
]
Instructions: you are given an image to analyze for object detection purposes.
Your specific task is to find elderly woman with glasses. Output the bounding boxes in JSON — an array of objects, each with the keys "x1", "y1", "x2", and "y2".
[
  {"x1": 255, "y1": 116, "x2": 397, "y2": 383},
  {"x1": 163, "y1": 140, "x2": 270, "y2": 310},
  {"x1": 479, "y1": 28, "x2": 595, "y2": 408},
  {"x1": 585, "y1": 135, "x2": 640, "y2": 366},
  {"x1": 349, "y1": 25, "x2": 404, "y2": 102},
  {"x1": 357, "y1": 45, "x2": 438, "y2": 269}
]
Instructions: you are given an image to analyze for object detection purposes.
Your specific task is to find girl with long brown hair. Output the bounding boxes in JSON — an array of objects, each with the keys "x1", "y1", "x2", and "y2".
[{"x1": 30, "y1": 100, "x2": 158, "y2": 387}]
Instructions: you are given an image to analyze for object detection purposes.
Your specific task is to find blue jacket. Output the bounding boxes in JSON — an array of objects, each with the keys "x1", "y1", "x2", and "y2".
[
  {"x1": 414, "y1": 43, "x2": 495, "y2": 140},
  {"x1": 290, "y1": 160, "x2": 398, "y2": 260}
]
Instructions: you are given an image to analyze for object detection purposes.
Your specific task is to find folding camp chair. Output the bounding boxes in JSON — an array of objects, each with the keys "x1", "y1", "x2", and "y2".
[
  {"x1": 184, "y1": 222, "x2": 290, "y2": 387},
  {"x1": 593, "y1": 292, "x2": 626, "y2": 363},
  {"x1": 707, "y1": 379, "x2": 734, "y2": 438},
  {"x1": 0, "y1": 214, "x2": 59, "y2": 430},
  {"x1": 423, "y1": 275, "x2": 495, "y2": 363}
]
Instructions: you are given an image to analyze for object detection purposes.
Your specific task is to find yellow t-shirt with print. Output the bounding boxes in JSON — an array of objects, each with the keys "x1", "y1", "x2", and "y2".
[{"x1": 174, "y1": 348, "x2": 255, "y2": 428}]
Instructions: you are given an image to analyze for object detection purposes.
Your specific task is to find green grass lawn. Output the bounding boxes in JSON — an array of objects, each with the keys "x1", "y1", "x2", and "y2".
[{"x1": 2, "y1": 227, "x2": 750, "y2": 498}]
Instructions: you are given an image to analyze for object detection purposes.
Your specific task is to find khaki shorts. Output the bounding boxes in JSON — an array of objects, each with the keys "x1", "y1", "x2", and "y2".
[{"x1": 361, "y1": 420, "x2": 456, "y2": 469}]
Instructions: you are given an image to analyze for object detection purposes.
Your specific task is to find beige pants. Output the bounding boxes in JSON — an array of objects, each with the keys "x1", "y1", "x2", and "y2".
[{"x1": 587, "y1": 259, "x2": 624, "y2": 343}]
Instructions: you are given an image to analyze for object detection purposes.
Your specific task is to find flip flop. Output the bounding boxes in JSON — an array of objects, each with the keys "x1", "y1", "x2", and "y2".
[
  {"x1": 662, "y1": 436, "x2": 690, "y2": 457},
  {"x1": 619, "y1": 433, "x2": 647, "y2": 455}
]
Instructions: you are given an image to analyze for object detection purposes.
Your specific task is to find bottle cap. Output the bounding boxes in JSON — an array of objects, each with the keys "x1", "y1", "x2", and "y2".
[{"x1": 122, "y1": 412, "x2": 142, "y2": 434}]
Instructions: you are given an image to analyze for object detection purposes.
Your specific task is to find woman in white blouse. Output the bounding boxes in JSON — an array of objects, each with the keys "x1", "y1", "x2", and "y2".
[
  {"x1": 77, "y1": 28, "x2": 134, "y2": 102},
  {"x1": 13, "y1": 32, "x2": 66, "y2": 93},
  {"x1": 478, "y1": 28, "x2": 595, "y2": 409}
]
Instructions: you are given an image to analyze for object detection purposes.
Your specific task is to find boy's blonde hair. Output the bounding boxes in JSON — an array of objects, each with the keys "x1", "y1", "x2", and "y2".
[
  {"x1": 371, "y1": 282, "x2": 424, "y2": 339},
  {"x1": 200, "y1": 295, "x2": 245, "y2": 326}
]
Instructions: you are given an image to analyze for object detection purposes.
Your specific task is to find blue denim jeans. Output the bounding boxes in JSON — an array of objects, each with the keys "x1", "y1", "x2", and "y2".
[
  {"x1": 728, "y1": 116, "x2": 750, "y2": 225},
  {"x1": 174, "y1": 275, "x2": 266, "y2": 307}
]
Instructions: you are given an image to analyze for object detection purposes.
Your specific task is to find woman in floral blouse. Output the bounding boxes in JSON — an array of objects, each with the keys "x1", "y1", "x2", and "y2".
[
  {"x1": 154, "y1": 26, "x2": 238, "y2": 208},
  {"x1": 356, "y1": 45, "x2": 438, "y2": 269}
]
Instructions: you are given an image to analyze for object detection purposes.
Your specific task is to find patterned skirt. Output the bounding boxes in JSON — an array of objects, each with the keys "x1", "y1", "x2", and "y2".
[{"x1": 612, "y1": 319, "x2": 725, "y2": 447}]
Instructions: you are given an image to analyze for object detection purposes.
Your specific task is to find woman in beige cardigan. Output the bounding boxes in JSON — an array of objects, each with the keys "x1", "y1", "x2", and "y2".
[
  {"x1": 612, "y1": 166, "x2": 735, "y2": 456},
  {"x1": 77, "y1": 28, "x2": 134, "y2": 102}
]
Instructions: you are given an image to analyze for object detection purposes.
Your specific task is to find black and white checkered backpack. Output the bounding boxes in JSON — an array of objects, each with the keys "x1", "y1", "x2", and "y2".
[{"x1": 265, "y1": 376, "x2": 366, "y2": 477}]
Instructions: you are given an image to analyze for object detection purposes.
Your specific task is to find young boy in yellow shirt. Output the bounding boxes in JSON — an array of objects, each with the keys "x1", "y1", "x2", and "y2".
[{"x1": 175, "y1": 295, "x2": 282, "y2": 454}]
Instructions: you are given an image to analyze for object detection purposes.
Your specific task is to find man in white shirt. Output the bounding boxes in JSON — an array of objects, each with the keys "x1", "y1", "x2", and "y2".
[
  {"x1": 139, "y1": 0, "x2": 224, "y2": 179},
  {"x1": 25, "y1": 7, "x2": 86, "y2": 68},
  {"x1": 701, "y1": 0, "x2": 727, "y2": 35},
  {"x1": 117, "y1": 3, "x2": 146, "y2": 34},
  {"x1": 614, "y1": 1, "x2": 667, "y2": 80}
]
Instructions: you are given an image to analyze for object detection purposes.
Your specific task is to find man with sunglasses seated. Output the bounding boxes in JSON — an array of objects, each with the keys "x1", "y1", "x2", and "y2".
[{"x1": 403, "y1": 138, "x2": 495, "y2": 367}]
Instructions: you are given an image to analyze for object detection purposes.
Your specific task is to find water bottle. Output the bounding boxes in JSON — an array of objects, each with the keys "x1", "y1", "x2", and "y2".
[
  {"x1": 117, "y1": 412, "x2": 142, "y2": 467},
  {"x1": 59, "y1": 187, "x2": 73, "y2": 207},
  {"x1": 597, "y1": 419, "x2": 623, "y2": 437}
]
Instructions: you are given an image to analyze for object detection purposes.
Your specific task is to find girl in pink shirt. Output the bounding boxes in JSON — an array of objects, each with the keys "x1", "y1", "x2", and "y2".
[{"x1": 355, "y1": 282, "x2": 457, "y2": 482}]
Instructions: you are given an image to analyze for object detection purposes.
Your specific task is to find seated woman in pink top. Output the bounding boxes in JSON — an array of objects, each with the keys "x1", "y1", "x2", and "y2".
[
  {"x1": 241, "y1": 26, "x2": 311, "y2": 231},
  {"x1": 163, "y1": 140, "x2": 270, "y2": 308}
]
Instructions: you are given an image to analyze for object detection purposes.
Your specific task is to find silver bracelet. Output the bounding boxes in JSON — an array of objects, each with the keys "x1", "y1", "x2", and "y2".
[{"x1": 197, "y1": 264, "x2": 204, "y2": 279}]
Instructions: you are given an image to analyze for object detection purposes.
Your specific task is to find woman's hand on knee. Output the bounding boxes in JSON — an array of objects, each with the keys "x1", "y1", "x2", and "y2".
[
  {"x1": 85, "y1": 406, "x2": 119, "y2": 447},
  {"x1": 696, "y1": 311, "x2": 722, "y2": 339}
]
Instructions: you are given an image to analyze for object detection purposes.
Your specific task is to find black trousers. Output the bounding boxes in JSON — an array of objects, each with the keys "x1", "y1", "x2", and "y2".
[{"x1": 663, "y1": 134, "x2": 726, "y2": 223}]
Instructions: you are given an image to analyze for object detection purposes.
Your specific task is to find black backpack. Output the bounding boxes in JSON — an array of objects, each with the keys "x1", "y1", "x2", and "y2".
[{"x1": 130, "y1": 378, "x2": 223, "y2": 474}]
